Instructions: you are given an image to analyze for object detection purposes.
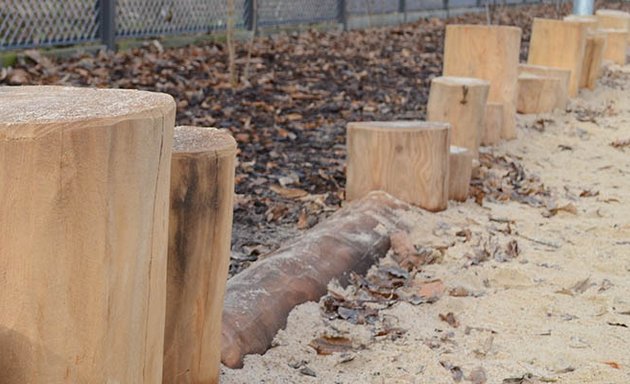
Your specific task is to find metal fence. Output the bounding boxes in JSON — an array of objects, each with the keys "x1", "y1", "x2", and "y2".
[{"x1": 0, "y1": 0, "x2": 546, "y2": 52}]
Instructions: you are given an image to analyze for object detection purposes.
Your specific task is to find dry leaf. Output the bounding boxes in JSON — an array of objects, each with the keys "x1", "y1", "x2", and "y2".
[
  {"x1": 270, "y1": 184, "x2": 308, "y2": 199},
  {"x1": 602, "y1": 361, "x2": 621, "y2": 369},
  {"x1": 439, "y1": 312, "x2": 460, "y2": 328},
  {"x1": 309, "y1": 336, "x2": 353, "y2": 355}
]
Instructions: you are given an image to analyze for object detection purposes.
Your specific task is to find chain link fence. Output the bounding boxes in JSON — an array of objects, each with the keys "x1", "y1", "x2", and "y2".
[{"x1": 0, "y1": 0, "x2": 548, "y2": 51}]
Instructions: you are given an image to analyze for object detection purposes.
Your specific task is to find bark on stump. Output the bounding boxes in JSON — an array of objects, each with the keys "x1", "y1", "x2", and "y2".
[
  {"x1": 443, "y1": 25, "x2": 522, "y2": 140},
  {"x1": 346, "y1": 121, "x2": 451, "y2": 212},
  {"x1": 427, "y1": 76, "x2": 490, "y2": 158},
  {"x1": 163, "y1": 127, "x2": 237, "y2": 384},
  {"x1": 221, "y1": 191, "x2": 413, "y2": 368},
  {"x1": 527, "y1": 18, "x2": 588, "y2": 98},
  {"x1": 449, "y1": 146, "x2": 473, "y2": 202},
  {"x1": 0, "y1": 86, "x2": 175, "y2": 383}
]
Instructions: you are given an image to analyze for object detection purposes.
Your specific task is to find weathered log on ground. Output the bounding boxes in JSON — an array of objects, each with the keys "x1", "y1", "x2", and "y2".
[
  {"x1": 163, "y1": 127, "x2": 237, "y2": 384},
  {"x1": 221, "y1": 191, "x2": 413, "y2": 368}
]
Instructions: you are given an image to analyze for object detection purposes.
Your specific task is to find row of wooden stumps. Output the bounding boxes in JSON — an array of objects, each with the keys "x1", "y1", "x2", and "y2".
[
  {"x1": 1, "y1": 8, "x2": 630, "y2": 384},
  {"x1": 347, "y1": 9, "x2": 630, "y2": 212},
  {"x1": 0, "y1": 87, "x2": 235, "y2": 383}
]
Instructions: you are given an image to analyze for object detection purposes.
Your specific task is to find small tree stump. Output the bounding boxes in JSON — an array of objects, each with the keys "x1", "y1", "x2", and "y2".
[
  {"x1": 427, "y1": 76, "x2": 490, "y2": 158},
  {"x1": 518, "y1": 64, "x2": 571, "y2": 110},
  {"x1": 443, "y1": 25, "x2": 522, "y2": 140},
  {"x1": 449, "y1": 146, "x2": 473, "y2": 202},
  {"x1": 527, "y1": 18, "x2": 588, "y2": 97},
  {"x1": 596, "y1": 9, "x2": 630, "y2": 31},
  {"x1": 564, "y1": 15, "x2": 606, "y2": 90},
  {"x1": 517, "y1": 73, "x2": 563, "y2": 114},
  {"x1": 0, "y1": 86, "x2": 175, "y2": 383},
  {"x1": 599, "y1": 29, "x2": 629, "y2": 65},
  {"x1": 163, "y1": 127, "x2": 237, "y2": 384},
  {"x1": 481, "y1": 103, "x2": 504, "y2": 146},
  {"x1": 346, "y1": 121, "x2": 450, "y2": 212}
]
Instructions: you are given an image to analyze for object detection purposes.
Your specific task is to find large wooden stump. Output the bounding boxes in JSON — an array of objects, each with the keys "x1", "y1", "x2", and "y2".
[
  {"x1": 449, "y1": 146, "x2": 473, "y2": 202},
  {"x1": 0, "y1": 86, "x2": 175, "y2": 383},
  {"x1": 221, "y1": 191, "x2": 413, "y2": 368},
  {"x1": 527, "y1": 18, "x2": 588, "y2": 98},
  {"x1": 600, "y1": 29, "x2": 629, "y2": 65},
  {"x1": 163, "y1": 127, "x2": 237, "y2": 384},
  {"x1": 443, "y1": 25, "x2": 522, "y2": 140},
  {"x1": 481, "y1": 103, "x2": 503, "y2": 146},
  {"x1": 517, "y1": 73, "x2": 562, "y2": 114},
  {"x1": 518, "y1": 64, "x2": 571, "y2": 110},
  {"x1": 427, "y1": 76, "x2": 490, "y2": 158},
  {"x1": 346, "y1": 121, "x2": 450, "y2": 212}
]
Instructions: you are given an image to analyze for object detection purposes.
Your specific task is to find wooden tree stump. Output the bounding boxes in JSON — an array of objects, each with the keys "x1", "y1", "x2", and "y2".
[
  {"x1": 527, "y1": 18, "x2": 588, "y2": 98},
  {"x1": 564, "y1": 15, "x2": 606, "y2": 90},
  {"x1": 449, "y1": 146, "x2": 473, "y2": 202},
  {"x1": 481, "y1": 103, "x2": 503, "y2": 146},
  {"x1": 599, "y1": 29, "x2": 629, "y2": 65},
  {"x1": 0, "y1": 86, "x2": 175, "y2": 383},
  {"x1": 596, "y1": 9, "x2": 630, "y2": 31},
  {"x1": 346, "y1": 121, "x2": 450, "y2": 212},
  {"x1": 427, "y1": 76, "x2": 490, "y2": 158},
  {"x1": 518, "y1": 64, "x2": 571, "y2": 110},
  {"x1": 517, "y1": 73, "x2": 563, "y2": 114},
  {"x1": 443, "y1": 25, "x2": 522, "y2": 140},
  {"x1": 163, "y1": 127, "x2": 237, "y2": 384}
]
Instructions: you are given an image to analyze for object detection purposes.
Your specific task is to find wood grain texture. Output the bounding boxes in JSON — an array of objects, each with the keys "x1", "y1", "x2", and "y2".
[
  {"x1": 427, "y1": 76, "x2": 489, "y2": 158},
  {"x1": 443, "y1": 25, "x2": 522, "y2": 140},
  {"x1": 518, "y1": 64, "x2": 571, "y2": 110},
  {"x1": 0, "y1": 86, "x2": 175, "y2": 383},
  {"x1": 581, "y1": 32, "x2": 607, "y2": 89},
  {"x1": 527, "y1": 18, "x2": 588, "y2": 98},
  {"x1": 163, "y1": 127, "x2": 237, "y2": 384},
  {"x1": 346, "y1": 121, "x2": 450, "y2": 212},
  {"x1": 596, "y1": 9, "x2": 630, "y2": 31},
  {"x1": 448, "y1": 146, "x2": 473, "y2": 202},
  {"x1": 599, "y1": 29, "x2": 629, "y2": 65},
  {"x1": 517, "y1": 73, "x2": 562, "y2": 114},
  {"x1": 221, "y1": 191, "x2": 413, "y2": 368},
  {"x1": 563, "y1": 15, "x2": 605, "y2": 90},
  {"x1": 481, "y1": 103, "x2": 503, "y2": 146}
]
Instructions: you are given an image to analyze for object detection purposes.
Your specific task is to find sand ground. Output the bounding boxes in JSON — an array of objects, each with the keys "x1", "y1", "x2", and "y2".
[{"x1": 221, "y1": 65, "x2": 630, "y2": 384}]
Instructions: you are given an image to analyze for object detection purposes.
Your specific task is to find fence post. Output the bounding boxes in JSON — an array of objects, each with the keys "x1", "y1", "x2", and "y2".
[
  {"x1": 399, "y1": 0, "x2": 407, "y2": 23},
  {"x1": 337, "y1": 0, "x2": 347, "y2": 31},
  {"x1": 245, "y1": 0, "x2": 255, "y2": 31},
  {"x1": 100, "y1": 0, "x2": 116, "y2": 51}
]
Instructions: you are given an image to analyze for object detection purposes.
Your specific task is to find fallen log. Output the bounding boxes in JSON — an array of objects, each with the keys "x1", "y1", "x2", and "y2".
[{"x1": 221, "y1": 191, "x2": 413, "y2": 368}]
